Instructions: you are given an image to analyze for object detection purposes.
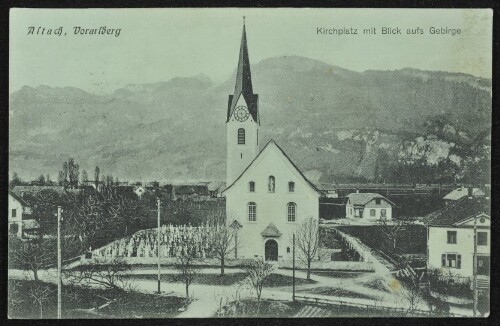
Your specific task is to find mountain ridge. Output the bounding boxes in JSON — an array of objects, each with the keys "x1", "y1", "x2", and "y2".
[{"x1": 9, "y1": 55, "x2": 491, "y2": 184}]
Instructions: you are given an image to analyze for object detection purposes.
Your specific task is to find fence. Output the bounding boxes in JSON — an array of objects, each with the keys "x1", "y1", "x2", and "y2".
[{"x1": 293, "y1": 295, "x2": 468, "y2": 317}]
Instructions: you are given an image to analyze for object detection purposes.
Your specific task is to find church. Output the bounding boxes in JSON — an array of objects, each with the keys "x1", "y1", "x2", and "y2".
[{"x1": 222, "y1": 22, "x2": 322, "y2": 261}]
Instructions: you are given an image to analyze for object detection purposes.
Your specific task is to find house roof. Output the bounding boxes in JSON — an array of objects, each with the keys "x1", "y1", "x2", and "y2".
[
  {"x1": 227, "y1": 23, "x2": 259, "y2": 123},
  {"x1": 346, "y1": 193, "x2": 395, "y2": 206},
  {"x1": 260, "y1": 223, "x2": 282, "y2": 237},
  {"x1": 22, "y1": 219, "x2": 40, "y2": 229},
  {"x1": 443, "y1": 187, "x2": 485, "y2": 201},
  {"x1": 175, "y1": 185, "x2": 210, "y2": 195},
  {"x1": 230, "y1": 220, "x2": 243, "y2": 229},
  {"x1": 9, "y1": 191, "x2": 30, "y2": 207},
  {"x1": 12, "y1": 185, "x2": 66, "y2": 195},
  {"x1": 423, "y1": 197, "x2": 490, "y2": 227},
  {"x1": 207, "y1": 181, "x2": 226, "y2": 192},
  {"x1": 222, "y1": 139, "x2": 323, "y2": 196}
]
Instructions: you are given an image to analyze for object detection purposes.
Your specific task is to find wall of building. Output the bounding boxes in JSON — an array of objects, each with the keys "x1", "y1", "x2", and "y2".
[
  {"x1": 8, "y1": 195, "x2": 24, "y2": 237},
  {"x1": 225, "y1": 145, "x2": 320, "y2": 260},
  {"x1": 428, "y1": 223, "x2": 490, "y2": 277},
  {"x1": 226, "y1": 95, "x2": 259, "y2": 185},
  {"x1": 346, "y1": 199, "x2": 392, "y2": 219}
]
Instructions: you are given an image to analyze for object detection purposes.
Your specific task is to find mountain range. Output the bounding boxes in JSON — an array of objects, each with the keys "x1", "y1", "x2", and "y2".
[{"x1": 9, "y1": 56, "x2": 492, "y2": 185}]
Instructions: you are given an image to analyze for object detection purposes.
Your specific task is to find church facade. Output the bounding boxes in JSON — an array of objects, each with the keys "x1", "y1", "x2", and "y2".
[{"x1": 223, "y1": 23, "x2": 322, "y2": 261}]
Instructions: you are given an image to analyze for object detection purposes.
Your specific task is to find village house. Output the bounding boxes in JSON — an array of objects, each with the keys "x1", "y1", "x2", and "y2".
[
  {"x1": 424, "y1": 194, "x2": 490, "y2": 281},
  {"x1": 208, "y1": 181, "x2": 226, "y2": 198},
  {"x1": 443, "y1": 187, "x2": 485, "y2": 204},
  {"x1": 171, "y1": 184, "x2": 211, "y2": 201},
  {"x1": 12, "y1": 185, "x2": 66, "y2": 197},
  {"x1": 345, "y1": 192, "x2": 394, "y2": 220},
  {"x1": 8, "y1": 191, "x2": 38, "y2": 238}
]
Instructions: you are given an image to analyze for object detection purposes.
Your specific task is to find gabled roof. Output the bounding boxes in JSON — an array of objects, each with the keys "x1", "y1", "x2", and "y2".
[
  {"x1": 9, "y1": 190, "x2": 30, "y2": 207},
  {"x1": 443, "y1": 187, "x2": 485, "y2": 201},
  {"x1": 207, "y1": 181, "x2": 226, "y2": 192},
  {"x1": 346, "y1": 193, "x2": 395, "y2": 206},
  {"x1": 175, "y1": 185, "x2": 210, "y2": 195},
  {"x1": 423, "y1": 197, "x2": 490, "y2": 227},
  {"x1": 230, "y1": 219, "x2": 243, "y2": 229},
  {"x1": 260, "y1": 223, "x2": 282, "y2": 237},
  {"x1": 222, "y1": 139, "x2": 323, "y2": 196},
  {"x1": 227, "y1": 23, "x2": 259, "y2": 123}
]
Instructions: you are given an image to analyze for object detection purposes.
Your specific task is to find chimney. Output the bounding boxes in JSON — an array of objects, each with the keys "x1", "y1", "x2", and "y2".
[
  {"x1": 356, "y1": 188, "x2": 360, "y2": 194},
  {"x1": 468, "y1": 187, "x2": 474, "y2": 199}
]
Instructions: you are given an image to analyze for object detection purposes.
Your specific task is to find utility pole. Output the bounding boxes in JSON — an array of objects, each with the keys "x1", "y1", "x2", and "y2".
[
  {"x1": 292, "y1": 233, "x2": 296, "y2": 301},
  {"x1": 57, "y1": 206, "x2": 62, "y2": 319},
  {"x1": 469, "y1": 187, "x2": 478, "y2": 317},
  {"x1": 157, "y1": 198, "x2": 161, "y2": 294}
]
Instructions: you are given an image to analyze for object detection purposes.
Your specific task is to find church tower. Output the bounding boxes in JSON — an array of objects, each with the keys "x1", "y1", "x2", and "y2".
[{"x1": 226, "y1": 20, "x2": 259, "y2": 185}]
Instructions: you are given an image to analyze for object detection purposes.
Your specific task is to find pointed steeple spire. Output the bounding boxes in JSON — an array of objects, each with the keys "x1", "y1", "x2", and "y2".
[
  {"x1": 233, "y1": 18, "x2": 253, "y2": 96},
  {"x1": 227, "y1": 18, "x2": 259, "y2": 123}
]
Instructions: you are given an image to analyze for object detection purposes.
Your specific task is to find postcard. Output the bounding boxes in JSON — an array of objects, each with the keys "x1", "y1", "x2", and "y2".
[{"x1": 8, "y1": 8, "x2": 492, "y2": 318}]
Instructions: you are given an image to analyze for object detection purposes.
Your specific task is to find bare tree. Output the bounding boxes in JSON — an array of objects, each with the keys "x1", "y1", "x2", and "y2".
[
  {"x1": 65, "y1": 257, "x2": 131, "y2": 290},
  {"x1": 9, "y1": 235, "x2": 54, "y2": 282},
  {"x1": 396, "y1": 274, "x2": 425, "y2": 316},
  {"x1": 175, "y1": 247, "x2": 197, "y2": 300},
  {"x1": 209, "y1": 222, "x2": 240, "y2": 276},
  {"x1": 94, "y1": 166, "x2": 100, "y2": 190},
  {"x1": 243, "y1": 259, "x2": 274, "y2": 301},
  {"x1": 58, "y1": 170, "x2": 65, "y2": 186},
  {"x1": 82, "y1": 170, "x2": 89, "y2": 183},
  {"x1": 29, "y1": 283, "x2": 52, "y2": 318},
  {"x1": 378, "y1": 218, "x2": 407, "y2": 250},
  {"x1": 11, "y1": 171, "x2": 22, "y2": 186},
  {"x1": 8, "y1": 280, "x2": 24, "y2": 311},
  {"x1": 37, "y1": 174, "x2": 46, "y2": 185},
  {"x1": 295, "y1": 217, "x2": 320, "y2": 280}
]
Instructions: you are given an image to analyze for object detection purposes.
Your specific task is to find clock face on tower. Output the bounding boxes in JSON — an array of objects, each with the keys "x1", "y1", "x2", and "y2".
[{"x1": 234, "y1": 106, "x2": 250, "y2": 122}]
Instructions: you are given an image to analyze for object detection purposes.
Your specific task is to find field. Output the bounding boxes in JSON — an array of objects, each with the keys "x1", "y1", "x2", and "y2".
[
  {"x1": 335, "y1": 224, "x2": 427, "y2": 255},
  {"x1": 122, "y1": 272, "x2": 316, "y2": 287},
  {"x1": 7, "y1": 279, "x2": 186, "y2": 319}
]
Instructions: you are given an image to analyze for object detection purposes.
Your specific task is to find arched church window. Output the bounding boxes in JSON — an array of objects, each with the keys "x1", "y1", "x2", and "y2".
[
  {"x1": 238, "y1": 128, "x2": 245, "y2": 144},
  {"x1": 287, "y1": 202, "x2": 296, "y2": 222},
  {"x1": 268, "y1": 176, "x2": 275, "y2": 193},
  {"x1": 248, "y1": 202, "x2": 257, "y2": 221},
  {"x1": 249, "y1": 181, "x2": 255, "y2": 192},
  {"x1": 288, "y1": 181, "x2": 295, "y2": 192}
]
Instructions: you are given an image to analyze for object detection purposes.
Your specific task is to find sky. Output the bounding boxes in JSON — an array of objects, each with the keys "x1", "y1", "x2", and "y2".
[{"x1": 10, "y1": 8, "x2": 492, "y2": 95}]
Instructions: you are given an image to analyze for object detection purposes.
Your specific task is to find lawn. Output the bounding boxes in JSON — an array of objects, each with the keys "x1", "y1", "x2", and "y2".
[
  {"x1": 122, "y1": 272, "x2": 316, "y2": 287},
  {"x1": 298, "y1": 286, "x2": 375, "y2": 300},
  {"x1": 8, "y1": 279, "x2": 186, "y2": 319}
]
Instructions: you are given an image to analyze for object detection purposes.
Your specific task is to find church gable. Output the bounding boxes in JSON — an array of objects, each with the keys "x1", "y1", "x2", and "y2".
[{"x1": 223, "y1": 139, "x2": 322, "y2": 197}]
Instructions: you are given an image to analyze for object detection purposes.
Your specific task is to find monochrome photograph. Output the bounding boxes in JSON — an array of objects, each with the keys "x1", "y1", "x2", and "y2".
[{"x1": 8, "y1": 8, "x2": 492, "y2": 318}]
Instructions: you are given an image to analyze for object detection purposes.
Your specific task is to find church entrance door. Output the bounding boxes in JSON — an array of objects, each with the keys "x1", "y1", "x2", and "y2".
[{"x1": 265, "y1": 239, "x2": 278, "y2": 261}]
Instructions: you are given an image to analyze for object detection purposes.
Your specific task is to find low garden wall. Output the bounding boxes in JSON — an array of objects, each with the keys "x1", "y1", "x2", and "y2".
[{"x1": 278, "y1": 259, "x2": 374, "y2": 272}]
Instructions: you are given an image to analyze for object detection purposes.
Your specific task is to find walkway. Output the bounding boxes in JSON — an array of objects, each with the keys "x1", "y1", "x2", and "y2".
[{"x1": 8, "y1": 266, "x2": 473, "y2": 317}]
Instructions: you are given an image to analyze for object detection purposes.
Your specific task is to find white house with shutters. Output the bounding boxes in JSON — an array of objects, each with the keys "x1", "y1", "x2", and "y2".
[
  {"x1": 345, "y1": 192, "x2": 394, "y2": 220},
  {"x1": 424, "y1": 196, "x2": 490, "y2": 279},
  {"x1": 8, "y1": 191, "x2": 36, "y2": 238}
]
